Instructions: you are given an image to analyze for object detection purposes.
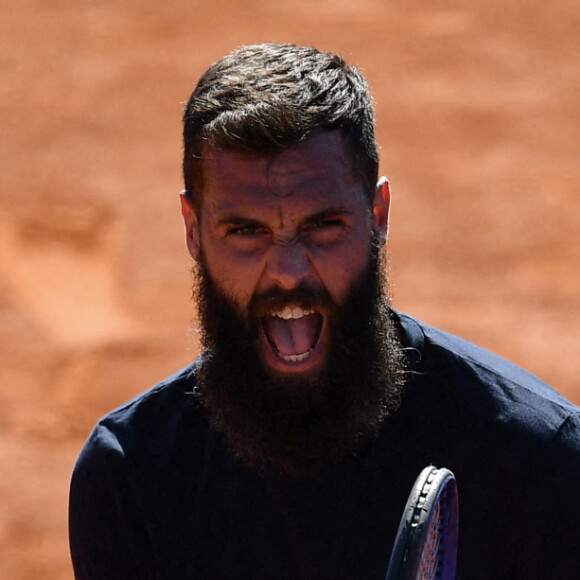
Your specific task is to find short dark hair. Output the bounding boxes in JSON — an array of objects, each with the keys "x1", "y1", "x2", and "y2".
[{"x1": 182, "y1": 43, "x2": 379, "y2": 212}]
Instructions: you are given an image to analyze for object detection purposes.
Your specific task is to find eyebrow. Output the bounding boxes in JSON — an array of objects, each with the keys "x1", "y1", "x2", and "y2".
[
  {"x1": 214, "y1": 205, "x2": 354, "y2": 228},
  {"x1": 215, "y1": 215, "x2": 266, "y2": 227},
  {"x1": 302, "y1": 207, "x2": 353, "y2": 223}
]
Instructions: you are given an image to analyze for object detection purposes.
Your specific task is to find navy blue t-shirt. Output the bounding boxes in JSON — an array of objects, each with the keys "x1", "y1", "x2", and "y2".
[{"x1": 69, "y1": 312, "x2": 580, "y2": 579}]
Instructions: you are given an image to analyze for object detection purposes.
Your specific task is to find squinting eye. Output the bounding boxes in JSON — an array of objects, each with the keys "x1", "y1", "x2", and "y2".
[
  {"x1": 306, "y1": 219, "x2": 344, "y2": 230},
  {"x1": 228, "y1": 225, "x2": 261, "y2": 236},
  {"x1": 301, "y1": 218, "x2": 347, "y2": 245},
  {"x1": 225, "y1": 224, "x2": 272, "y2": 244}
]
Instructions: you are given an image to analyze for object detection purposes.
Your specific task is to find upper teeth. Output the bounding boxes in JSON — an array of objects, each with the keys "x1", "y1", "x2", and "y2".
[{"x1": 274, "y1": 306, "x2": 313, "y2": 320}]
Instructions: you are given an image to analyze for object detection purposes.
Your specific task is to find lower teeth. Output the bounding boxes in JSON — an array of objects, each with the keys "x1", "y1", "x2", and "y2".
[{"x1": 278, "y1": 349, "x2": 312, "y2": 363}]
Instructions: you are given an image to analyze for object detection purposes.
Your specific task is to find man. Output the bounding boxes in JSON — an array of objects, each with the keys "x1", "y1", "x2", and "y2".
[{"x1": 69, "y1": 43, "x2": 580, "y2": 579}]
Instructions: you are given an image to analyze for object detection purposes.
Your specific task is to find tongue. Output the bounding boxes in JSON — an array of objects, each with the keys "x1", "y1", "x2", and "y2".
[{"x1": 263, "y1": 314, "x2": 320, "y2": 356}]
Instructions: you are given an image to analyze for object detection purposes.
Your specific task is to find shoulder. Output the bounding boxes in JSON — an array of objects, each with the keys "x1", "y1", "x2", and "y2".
[
  {"x1": 397, "y1": 310, "x2": 578, "y2": 410},
  {"x1": 394, "y1": 310, "x2": 580, "y2": 453},
  {"x1": 101, "y1": 361, "x2": 201, "y2": 424},
  {"x1": 75, "y1": 360, "x2": 210, "y2": 473}
]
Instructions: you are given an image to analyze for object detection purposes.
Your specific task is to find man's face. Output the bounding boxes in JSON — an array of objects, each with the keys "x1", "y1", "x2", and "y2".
[{"x1": 181, "y1": 130, "x2": 390, "y2": 381}]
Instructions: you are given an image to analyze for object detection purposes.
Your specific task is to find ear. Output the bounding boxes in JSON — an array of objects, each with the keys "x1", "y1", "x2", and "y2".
[
  {"x1": 372, "y1": 176, "x2": 391, "y2": 245},
  {"x1": 180, "y1": 191, "x2": 200, "y2": 261}
]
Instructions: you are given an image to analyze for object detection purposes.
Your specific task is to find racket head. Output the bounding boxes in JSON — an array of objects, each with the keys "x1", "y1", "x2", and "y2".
[{"x1": 385, "y1": 466, "x2": 459, "y2": 580}]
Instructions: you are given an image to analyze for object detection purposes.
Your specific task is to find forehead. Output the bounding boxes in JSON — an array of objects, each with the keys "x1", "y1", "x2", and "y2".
[{"x1": 199, "y1": 131, "x2": 367, "y2": 214}]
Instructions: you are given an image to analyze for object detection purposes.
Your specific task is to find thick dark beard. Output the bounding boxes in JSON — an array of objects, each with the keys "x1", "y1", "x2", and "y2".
[{"x1": 193, "y1": 239, "x2": 408, "y2": 476}]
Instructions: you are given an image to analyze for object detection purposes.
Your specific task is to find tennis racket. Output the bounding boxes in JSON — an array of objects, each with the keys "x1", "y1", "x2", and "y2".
[{"x1": 384, "y1": 466, "x2": 459, "y2": 580}]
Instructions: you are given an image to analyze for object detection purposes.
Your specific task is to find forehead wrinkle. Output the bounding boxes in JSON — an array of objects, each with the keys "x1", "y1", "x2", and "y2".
[
  {"x1": 266, "y1": 164, "x2": 340, "y2": 201},
  {"x1": 265, "y1": 148, "x2": 359, "y2": 201},
  {"x1": 266, "y1": 146, "x2": 332, "y2": 199},
  {"x1": 265, "y1": 156, "x2": 295, "y2": 199}
]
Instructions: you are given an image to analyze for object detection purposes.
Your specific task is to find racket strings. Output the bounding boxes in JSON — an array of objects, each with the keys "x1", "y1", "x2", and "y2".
[{"x1": 417, "y1": 506, "x2": 445, "y2": 579}]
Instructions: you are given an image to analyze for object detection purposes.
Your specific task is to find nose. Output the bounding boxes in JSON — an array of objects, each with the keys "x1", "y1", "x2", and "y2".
[{"x1": 264, "y1": 242, "x2": 311, "y2": 290}]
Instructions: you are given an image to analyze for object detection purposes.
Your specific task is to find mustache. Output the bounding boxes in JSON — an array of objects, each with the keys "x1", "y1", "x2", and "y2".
[{"x1": 248, "y1": 284, "x2": 336, "y2": 318}]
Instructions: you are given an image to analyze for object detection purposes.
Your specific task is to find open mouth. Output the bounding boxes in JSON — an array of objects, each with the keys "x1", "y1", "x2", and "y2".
[{"x1": 261, "y1": 305, "x2": 324, "y2": 364}]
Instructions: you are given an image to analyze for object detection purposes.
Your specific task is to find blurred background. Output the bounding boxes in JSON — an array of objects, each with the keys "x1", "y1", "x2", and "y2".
[{"x1": 1, "y1": 0, "x2": 579, "y2": 577}]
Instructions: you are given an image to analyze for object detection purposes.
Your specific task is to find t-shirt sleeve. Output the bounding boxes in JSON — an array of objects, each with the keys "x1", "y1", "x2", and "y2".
[{"x1": 69, "y1": 422, "x2": 155, "y2": 579}]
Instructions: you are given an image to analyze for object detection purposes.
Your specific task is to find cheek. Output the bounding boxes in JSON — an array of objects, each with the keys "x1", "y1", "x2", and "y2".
[
  {"x1": 202, "y1": 246, "x2": 265, "y2": 307},
  {"x1": 312, "y1": 240, "x2": 372, "y2": 301}
]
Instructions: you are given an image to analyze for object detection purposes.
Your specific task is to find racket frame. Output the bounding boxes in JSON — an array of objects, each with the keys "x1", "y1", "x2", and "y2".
[{"x1": 385, "y1": 466, "x2": 459, "y2": 580}]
